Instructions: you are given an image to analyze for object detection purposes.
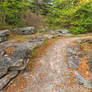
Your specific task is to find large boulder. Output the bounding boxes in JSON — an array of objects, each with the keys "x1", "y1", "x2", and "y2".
[
  {"x1": 13, "y1": 27, "x2": 36, "y2": 35},
  {"x1": 0, "y1": 45, "x2": 30, "y2": 73},
  {"x1": 0, "y1": 33, "x2": 47, "y2": 91},
  {"x1": 0, "y1": 44, "x2": 31, "y2": 90},
  {"x1": 0, "y1": 30, "x2": 10, "y2": 43}
]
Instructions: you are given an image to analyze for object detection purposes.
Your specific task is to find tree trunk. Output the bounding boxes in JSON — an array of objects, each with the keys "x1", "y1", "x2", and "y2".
[
  {"x1": 34, "y1": 0, "x2": 39, "y2": 15},
  {"x1": 0, "y1": 0, "x2": 6, "y2": 23}
]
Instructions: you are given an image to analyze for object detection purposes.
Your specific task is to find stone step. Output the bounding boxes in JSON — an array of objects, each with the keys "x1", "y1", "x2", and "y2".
[{"x1": 0, "y1": 30, "x2": 10, "y2": 43}]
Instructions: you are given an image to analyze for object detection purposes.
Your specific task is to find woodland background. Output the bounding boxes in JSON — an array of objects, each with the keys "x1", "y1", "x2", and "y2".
[{"x1": 0, "y1": 0, "x2": 92, "y2": 34}]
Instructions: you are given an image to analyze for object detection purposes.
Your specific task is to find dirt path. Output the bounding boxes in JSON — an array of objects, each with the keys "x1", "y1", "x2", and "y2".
[{"x1": 4, "y1": 37, "x2": 92, "y2": 92}]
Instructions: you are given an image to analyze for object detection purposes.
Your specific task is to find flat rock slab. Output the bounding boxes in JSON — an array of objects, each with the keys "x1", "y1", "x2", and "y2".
[
  {"x1": 29, "y1": 37, "x2": 46, "y2": 48},
  {"x1": 67, "y1": 38, "x2": 92, "y2": 89},
  {"x1": 0, "y1": 30, "x2": 10, "y2": 43},
  {"x1": 20, "y1": 37, "x2": 47, "y2": 50},
  {"x1": 47, "y1": 29, "x2": 72, "y2": 37},
  {"x1": 0, "y1": 71, "x2": 18, "y2": 90},
  {"x1": 13, "y1": 27, "x2": 36, "y2": 35}
]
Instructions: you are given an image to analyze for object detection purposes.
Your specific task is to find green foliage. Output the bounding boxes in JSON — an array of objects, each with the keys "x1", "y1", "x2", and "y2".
[
  {"x1": 37, "y1": 29, "x2": 41, "y2": 33},
  {"x1": 70, "y1": 2, "x2": 92, "y2": 34},
  {"x1": 30, "y1": 48, "x2": 35, "y2": 59},
  {"x1": 69, "y1": 27, "x2": 87, "y2": 34},
  {"x1": 47, "y1": 0, "x2": 92, "y2": 34},
  {"x1": 47, "y1": 0, "x2": 79, "y2": 27},
  {"x1": 0, "y1": 0, "x2": 30, "y2": 27},
  {"x1": 0, "y1": 0, "x2": 92, "y2": 35},
  {"x1": 0, "y1": 0, "x2": 51, "y2": 29}
]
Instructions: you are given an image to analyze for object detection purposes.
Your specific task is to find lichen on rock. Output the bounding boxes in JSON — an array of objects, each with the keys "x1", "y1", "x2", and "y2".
[{"x1": 67, "y1": 38, "x2": 92, "y2": 89}]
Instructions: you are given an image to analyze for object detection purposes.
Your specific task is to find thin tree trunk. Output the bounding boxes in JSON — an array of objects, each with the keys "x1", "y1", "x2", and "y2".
[
  {"x1": 0, "y1": 0, "x2": 6, "y2": 23},
  {"x1": 34, "y1": 0, "x2": 39, "y2": 15},
  {"x1": 0, "y1": 0, "x2": 3, "y2": 23}
]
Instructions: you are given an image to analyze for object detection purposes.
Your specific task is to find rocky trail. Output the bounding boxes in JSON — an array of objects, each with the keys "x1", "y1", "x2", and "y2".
[{"x1": 3, "y1": 36, "x2": 92, "y2": 92}]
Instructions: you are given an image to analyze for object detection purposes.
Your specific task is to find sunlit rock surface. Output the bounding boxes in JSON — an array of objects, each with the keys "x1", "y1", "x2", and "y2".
[
  {"x1": 0, "y1": 44, "x2": 31, "y2": 90},
  {"x1": 67, "y1": 38, "x2": 92, "y2": 89}
]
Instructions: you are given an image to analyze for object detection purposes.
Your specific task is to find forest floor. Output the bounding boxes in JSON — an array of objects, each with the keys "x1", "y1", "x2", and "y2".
[{"x1": 3, "y1": 36, "x2": 92, "y2": 92}]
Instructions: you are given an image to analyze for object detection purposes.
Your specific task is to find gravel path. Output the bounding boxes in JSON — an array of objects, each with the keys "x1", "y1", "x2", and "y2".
[{"x1": 4, "y1": 37, "x2": 92, "y2": 92}]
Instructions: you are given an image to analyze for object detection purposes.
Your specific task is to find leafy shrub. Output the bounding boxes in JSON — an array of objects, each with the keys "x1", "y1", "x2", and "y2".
[
  {"x1": 47, "y1": 1, "x2": 92, "y2": 34},
  {"x1": 69, "y1": 2, "x2": 92, "y2": 34},
  {"x1": 70, "y1": 27, "x2": 87, "y2": 34}
]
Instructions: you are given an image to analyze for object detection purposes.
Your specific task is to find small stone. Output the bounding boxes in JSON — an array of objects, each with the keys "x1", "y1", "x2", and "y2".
[
  {"x1": 78, "y1": 81, "x2": 84, "y2": 85},
  {"x1": 78, "y1": 52, "x2": 83, "y2": 58},
  {"x1": 7, "y1": 58, "x2": 12, "y2": 61}
]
